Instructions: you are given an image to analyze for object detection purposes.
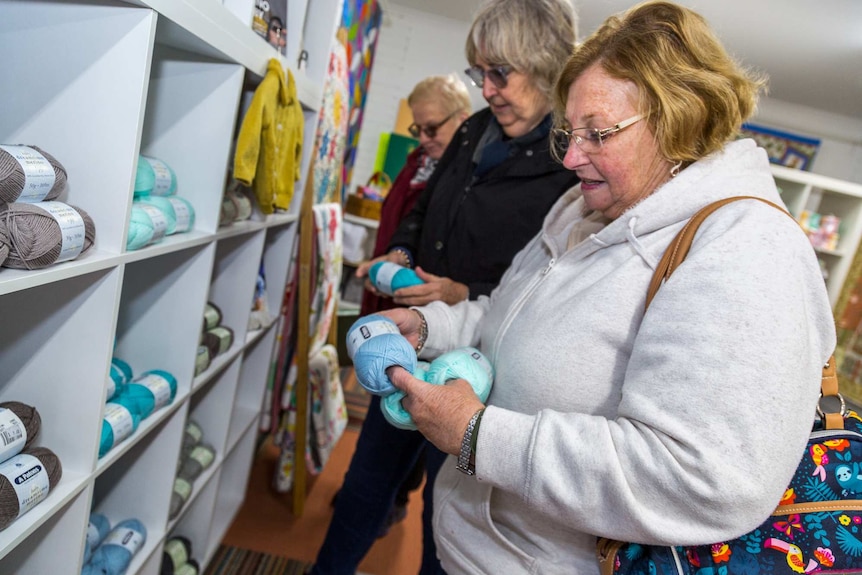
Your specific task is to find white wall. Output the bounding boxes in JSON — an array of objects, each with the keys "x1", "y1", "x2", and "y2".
[{"x1": 352, "y1": 2, "x2": 862, "y2": 191}]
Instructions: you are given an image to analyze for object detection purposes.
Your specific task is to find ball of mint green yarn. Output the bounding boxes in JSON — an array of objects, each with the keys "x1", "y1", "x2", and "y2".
[
  {"x1": 142, "y1": 155, "x2": 177, "y2": 196},
  {"x1": 99, "y1": 395, "x2": 142, "y2": 457},
  {"x1": 135, "y1": 155, "x2": 156, "y2": 196},
  {"x1": 166, "y1": 196, "x2": 195, "y2": 234},
  {"x1": 381, "y1": 361, "x2": 430, "y2": 430},
  {"x1": 425, "y1": 347, "x2": 494, "y2": 402},
  {"x1": 137, "y1": 194, "x2": 178, "y2": 235},
  {"x1": 127, "y1": 204, "x2": 154, "y2": 251},
  {"x1": 120, "y1": 369, "x2": 177, "y2": 420}
]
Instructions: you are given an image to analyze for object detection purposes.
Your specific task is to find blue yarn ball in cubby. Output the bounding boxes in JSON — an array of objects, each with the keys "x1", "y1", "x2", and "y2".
[
  {"x1": 368, "y1": 262, "x2": 424, "y2": 296},
  {"x1": 120, "y1": 369, "x2": 177, "y2": 420},
  {"x1": 99, "y1": 396, "x2": 142, "y2": 458},
  {"x1": 111, "y1": 358, "x2": 133, "y2": 382},
  {"x1": 346, "y1": 314, "x2": 416, "y2": 396},
  {"x1": 86, "y1": 512, "x2": 111, "y2": 559},
  {"x1": 381, "y1": 361, "x2": 430, "y2": 430},
  {"x1": 82, "y1": 518, "x2": 147, "y2": 575}
]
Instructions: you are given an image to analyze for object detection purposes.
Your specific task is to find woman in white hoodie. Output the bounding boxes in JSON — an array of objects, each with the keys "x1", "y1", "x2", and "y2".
[{"x1": 382, "y1": 1, "x2": 837, "y2": 574}]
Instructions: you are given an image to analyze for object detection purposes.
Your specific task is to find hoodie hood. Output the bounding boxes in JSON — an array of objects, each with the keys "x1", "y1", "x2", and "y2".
[{"x1": 541, "y1": 139, "x2": 781, "y2": 267}]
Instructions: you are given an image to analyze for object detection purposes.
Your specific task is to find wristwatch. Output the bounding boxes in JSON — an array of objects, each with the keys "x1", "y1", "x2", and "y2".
[{"x1": 457, "y1": 408, "x2": 485, "y2": 475}]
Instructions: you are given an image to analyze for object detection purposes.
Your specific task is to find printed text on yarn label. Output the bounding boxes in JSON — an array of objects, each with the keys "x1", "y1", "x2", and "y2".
[
  {"x1": 0, "y1": 145, "x2": 55, "y2": 202},
  {"x1": 37, "y1": 201, "x2": 85, "y2": 262},
  {"x1": 0, "y1": 453, "x2": 50, "y2": 518},
  {"x1": 346, "y1": 319, "x2": 400, "y2": 357}
]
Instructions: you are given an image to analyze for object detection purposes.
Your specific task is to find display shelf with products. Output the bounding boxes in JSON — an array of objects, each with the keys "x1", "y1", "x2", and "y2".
[
  {"x1": 771, "y1": 164, "x2": 862, "y2": 306},
  {"x1": 0, "y1": 0, "x2": 342, "y2": 572}
]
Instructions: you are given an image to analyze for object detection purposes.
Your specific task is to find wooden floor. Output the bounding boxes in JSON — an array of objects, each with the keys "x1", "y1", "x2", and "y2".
[{"x1": 221, "y1": 426, "x2": 424, "y2": 575}]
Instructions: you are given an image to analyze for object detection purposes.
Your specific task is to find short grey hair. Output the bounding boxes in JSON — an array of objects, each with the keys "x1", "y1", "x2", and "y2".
[
  {"x1": 465, "y1": 0, "x2": 578, "y2": 101},
  {"x1": 408, "y1": 74, "x2": 473, "y2": 116}
]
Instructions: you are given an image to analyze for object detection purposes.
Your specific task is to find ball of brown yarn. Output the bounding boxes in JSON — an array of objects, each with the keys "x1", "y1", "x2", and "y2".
[
  {"x1": 0, "y1": 446, "x2": 62, "y2": 531},
  {"x1": 0, "y1": 145, "x2": 67, "y2": 204},
  {"x1": 0, "y1": 202, "x2": 96, "y2": 269},
  {"x1": 0, "y1": 401, "x2": 41, "y2": 452}
]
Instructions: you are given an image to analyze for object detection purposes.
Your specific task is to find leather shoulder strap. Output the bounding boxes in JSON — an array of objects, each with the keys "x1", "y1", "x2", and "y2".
[{"x1": 646, "y1": 195, "x2": 840, "y2": 428}]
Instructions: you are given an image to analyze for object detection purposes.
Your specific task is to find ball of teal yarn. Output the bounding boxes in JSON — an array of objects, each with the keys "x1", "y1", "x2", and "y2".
[
  {"x1": 99, "y1": 396, "x2": 142, "y2": 458},
  {"x1": 381, "y1": 361, "x2": 430, "y2": 430},
  {"x1": 111, "y1": 358, "x2": 133, "y2": 383},
  {"x1": 166, "y1": 196, "x2": 195, "y2": 234},
  {"x1": 346, "y1": 314, "x2": 416, "y2": 396},
  {"x1": 369, "y1": 262, "x2": 424, "y2": 296},
  {"x1": 137, "y1": 195, "x2": 178, "y2": 235},
  {"x1": 142, "y1": 155, "x2": 178, "y2": 196},
  {"x1": 120, "y1": 369, "x2": 177, "y2": 420},
  {"x1": 83, "y1": 518, "x2": 147, "y2": 575},
  {"x1": 135, "y1": 155, "x2": 156, "y2": 197},
  {"x1": 127, "y1": 204, "x2": 155, "y2": 251},
  {"x1": 425, "y1": 347, "x2": 494, "y2": 402}
]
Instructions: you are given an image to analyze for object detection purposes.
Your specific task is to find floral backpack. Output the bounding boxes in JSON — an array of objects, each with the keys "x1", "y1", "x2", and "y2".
[{"x1": 597, "y1": 197, "x2": 861, "y2": 575}]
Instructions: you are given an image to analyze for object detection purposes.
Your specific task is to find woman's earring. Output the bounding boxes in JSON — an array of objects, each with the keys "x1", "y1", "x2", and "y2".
[{"x1": 670, "y1": 161, "x2": 682, "y2": 177}]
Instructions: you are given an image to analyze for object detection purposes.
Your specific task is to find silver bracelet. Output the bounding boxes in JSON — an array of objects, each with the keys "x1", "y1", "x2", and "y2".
[
  {"x1": 456, "y1": 408, "x2": 485, "y2": 476},
  {"x1": 414, "y1": 309, "x2": 428, "y2": 354}
]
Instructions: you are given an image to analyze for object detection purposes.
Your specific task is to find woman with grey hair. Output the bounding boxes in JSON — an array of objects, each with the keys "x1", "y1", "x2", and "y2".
[{"x1": 310, "y1": 1, "x2": 579, "y2": 574}]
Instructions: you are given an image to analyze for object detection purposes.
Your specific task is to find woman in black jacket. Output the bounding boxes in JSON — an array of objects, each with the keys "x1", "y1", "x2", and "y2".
[{"x1": 310, "y1": 1, "x2": 580, "y2": 573}]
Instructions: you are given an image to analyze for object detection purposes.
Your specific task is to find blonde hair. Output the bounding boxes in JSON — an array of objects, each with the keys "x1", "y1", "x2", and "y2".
[
  {"x1": 408, "y1": 74, "x2": 472, "y2": 117},
  {"x1": 554, "y1": 0, "x2": 766, "y2": 163},
  {"x1": 466, "y1": 0, "x2": 577, "y2": 102}
]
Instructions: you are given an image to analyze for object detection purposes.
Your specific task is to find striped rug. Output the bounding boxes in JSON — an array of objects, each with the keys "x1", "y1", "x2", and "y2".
[{"x1": 204, "y1": 545, "x2": 311, "y2": 575}]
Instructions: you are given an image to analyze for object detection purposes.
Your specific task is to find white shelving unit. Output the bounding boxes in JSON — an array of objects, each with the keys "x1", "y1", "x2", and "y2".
[
  {"x1": 772, "y1": 164, "x2": 862, "y2": 307},
  {"x1": 0, "y1": 0, "x2": 341, "y2": 573}
]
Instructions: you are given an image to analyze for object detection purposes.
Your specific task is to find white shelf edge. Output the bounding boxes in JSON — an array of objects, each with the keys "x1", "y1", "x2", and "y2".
[
  {"x1": 0, "y1": 470, "x2": 91, "y2": 562},
  {"x1": 94, "y1": 393, "x2": 190, "y2": 478},
  {"x1": 344, "y1": 213, "x2": 380, "y2": 229},
  {"x1": 772, "y1": 164, "x2": 862, "y2": 197}
]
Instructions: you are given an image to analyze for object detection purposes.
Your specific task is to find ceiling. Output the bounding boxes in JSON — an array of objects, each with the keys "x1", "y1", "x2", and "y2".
[{"x1": 389, "y1": 0, "x2": 862, "y2": 120}]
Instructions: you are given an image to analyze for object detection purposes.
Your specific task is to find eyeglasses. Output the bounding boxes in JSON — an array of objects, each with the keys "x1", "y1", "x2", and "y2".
[
  {"x1": 464, "y1": 65, "x2": 513, "y2": 90},
  {"x1": 552, "y1": 114, "x2": 646, "y2": 154},
  {"x1": 408, "y1": 111, "x2": 458, "y2": 139}
]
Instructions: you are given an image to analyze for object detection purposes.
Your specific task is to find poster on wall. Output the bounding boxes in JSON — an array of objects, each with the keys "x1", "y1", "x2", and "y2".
[
  {"x1": 252, "y1": 0, "x2": 287, "y2": 55},
  {"x1": 739, "y1": 123, "x2": 821, "y2": 171},
  {"x1": 340, "y1": 0, "x2": 383, "y2": 194}
]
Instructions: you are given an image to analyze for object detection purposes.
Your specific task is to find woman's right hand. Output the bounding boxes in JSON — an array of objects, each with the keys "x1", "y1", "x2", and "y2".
[{"x1": 379, "y1": 307, "x2": 424, "y2": 349}]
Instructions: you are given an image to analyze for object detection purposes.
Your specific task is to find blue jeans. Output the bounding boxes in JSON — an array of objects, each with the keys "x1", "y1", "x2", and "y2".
[{"x1": 310, "y1": 395, "x2": 448, "y2": 575}]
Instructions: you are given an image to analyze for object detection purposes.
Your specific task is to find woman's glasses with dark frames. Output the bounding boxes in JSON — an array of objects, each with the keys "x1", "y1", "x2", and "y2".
[
  {"x1": 408, "y1": 111, "x2": 458, "y2": 139},
  {"x1": 464, "y1": 65, "x2": 512, "y2": 89},
  {"x1": 552, "y1": 114, "x2": 646, "y2": 155}
]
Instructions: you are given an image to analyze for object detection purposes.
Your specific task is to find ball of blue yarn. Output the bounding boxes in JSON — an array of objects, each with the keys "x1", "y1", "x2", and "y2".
[
  {"x1": 135, "y1": 156, "x2": 156, "y2": 196},
  {"x1": 166, "y1": 196, "x2": 195, "y2": 234},
  {"x1": 99, "y1": 395, "x2": 142, "y2": 458},
  {"x1": 86, "y1": 512, "x2": 112, "y2": 557},
  {"x1": 111, "y1": 358, "x2": 133, "y2": 383},
  {"x1": 137, "y1": 194, "x2": 178, "y2": 235},
  {"x1": 382, "y1": 348, "x2": 494, "y2": 430},
  {"x1": 368, "y1": 262, "x2": 424, "y2": 296},
  {"x1": 381, "y1": 361, "x2": 430, "y2": 430},
  {"x1": 126, "y1": 204, "x2": 155, "y2": 251},
  {"x1": 142, "y1": 156, "x2": 178, "y2": 196},
  {"x1": 346, "y1": 314, "x2": 416, "y2": 396},
  {"x1": 120, "y1": 369, "x2": 177, "y2": 420},
  {"x1": 83, "y1": 518, "x2": 147, "y2": 575}
]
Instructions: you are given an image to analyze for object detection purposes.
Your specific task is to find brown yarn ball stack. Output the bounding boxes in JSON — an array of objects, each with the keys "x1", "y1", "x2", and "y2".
[
  {"x1": 0, "y1": 401, "x2": 41, "y2": 452},
  {"x1": 0, "y1": 446, "x2": 62, "y2": 531},
  {"x1": 0, "y1": 145, "x2": 67, "y2": 204},
  {"x1": 0, "y1": 202, "x2": 96, "y2": 269}
]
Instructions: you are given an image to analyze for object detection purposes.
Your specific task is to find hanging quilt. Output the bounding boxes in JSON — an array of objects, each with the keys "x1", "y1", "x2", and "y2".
[{"x1": 312, "y1": 41, "x2": 350, "y2": 205}]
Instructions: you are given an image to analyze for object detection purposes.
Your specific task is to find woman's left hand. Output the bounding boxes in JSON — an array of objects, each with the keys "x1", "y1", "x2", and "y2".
[
  {"x1": 392, "y1": 267, "x2": 469, "y2": 306},
  {"x1": 387, "y1": 366, "x2": 485, "y2": 455}
]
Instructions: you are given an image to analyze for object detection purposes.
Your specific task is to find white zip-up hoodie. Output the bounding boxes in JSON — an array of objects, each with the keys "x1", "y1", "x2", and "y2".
[{"x1": 417, "y1": 139, "x2": 836, "y2": 574}]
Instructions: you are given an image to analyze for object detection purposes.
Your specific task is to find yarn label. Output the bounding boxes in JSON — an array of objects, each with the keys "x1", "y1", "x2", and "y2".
[
  {"x1": 145, "y1": 156, "x2": 173, "y2": 196},
  {"x1": 167, "y1": 197, "x2": 192, "y2": 232},
  {"x1": 164, "y1": 538, "x2": 190, "y2": 567},
  {"x1": 0, "y1": 145, "x2": 55, "y2": 202},
  {"x1": 190, "y1": 445, "x2": 215, "y2": 469},
  {"x1": 186, "y1": 422, "x2": 203, "y2": 444},
  {"x1": 104, "y1": 402, "x2": 134, "y2": 447},
  {"x1": 37, "y1": 201, "x2": 85, "y2": 262},
  {"x1": 346, "y1": 319, "x2": 400, "y2": 357},
  {"x1": 0, "y1": 408, "x2": 26, "y2": 460},
  {"x1": 136, "y1": 373, "x2": 172, "y2": 409},
  {"x1": 103, "y1": 526, "x2": 145, "y2": 555},
  {"x1": 137, "y1": 203, "x2": 167, "y2": 242},
  {"x1": 0, "y1": 453, "x2": 50, "y2": 518},
  {"x1": 374, "y1": 262, "x2": 401, "y2": 295},
  {"x1": 86, "y1": 522, "x2": 101, "y2": 548},
  {"x1": 174, "y1": 476, "x2": 192, "y2": 500}
]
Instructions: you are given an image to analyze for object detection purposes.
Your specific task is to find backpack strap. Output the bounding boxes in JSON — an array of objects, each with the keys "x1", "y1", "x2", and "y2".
[{"x1": 645, "y1": 196, "x2": 841, "y2": 428}]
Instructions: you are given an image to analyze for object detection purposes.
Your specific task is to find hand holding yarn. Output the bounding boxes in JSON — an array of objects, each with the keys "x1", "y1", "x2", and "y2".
[
  {"x1": 346, "y1": 314, "x2": 416, "y2": 396},
  {"x1": 382, "y1": 348, "x2": 494, "y2": 430},
  {"x1": 368, "y1": 262, "x2": 424, "y2": 296}
]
